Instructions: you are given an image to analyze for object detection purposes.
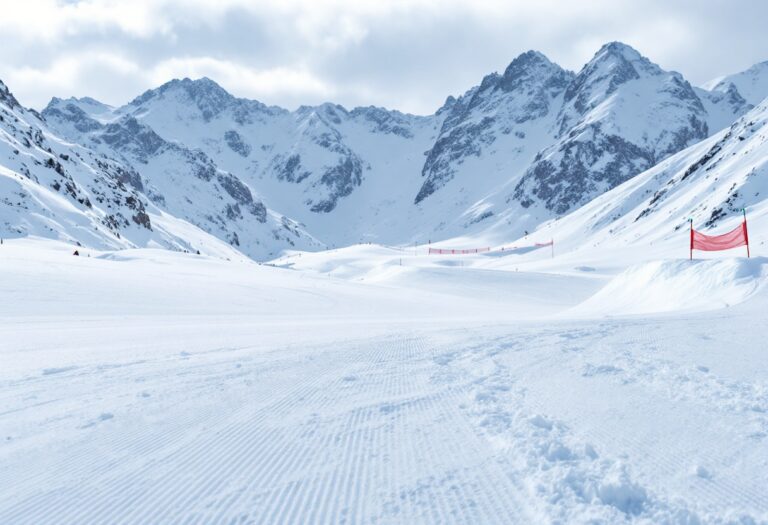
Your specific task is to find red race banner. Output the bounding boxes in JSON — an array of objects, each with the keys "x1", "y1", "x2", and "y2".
[{"x1": 690, "y1": 211, "x2": 750, "y2": 259}]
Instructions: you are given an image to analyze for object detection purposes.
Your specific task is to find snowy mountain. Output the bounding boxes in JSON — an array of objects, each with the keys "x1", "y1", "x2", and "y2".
[
  {"x1": 0, "y1": 79, "x2": 246, "y2": 258},
  {"x1": 512, "y1": 43, "x2": 719, "y2": 215},
  {"x1": 117, "y1": 78, "x2": 400, "y2": 216},
  {"x1": 415, "y1": 51, "x2": 573, "y2": 204},
  {"x1": 413, "y1": 42, "x2": 754, "y2": 243},
  {"x1": 44, "y1": 88, "x2": 324, "y2": 259},
  {"x1": 45, "y1": 78, "x2": 443, "y2": 248},
  {"x1": 704, "y1": 59, "x2": 768, "y2": 106},
  {"x1": 20, "y1": 43, "x2": 768, "y2": 258}
]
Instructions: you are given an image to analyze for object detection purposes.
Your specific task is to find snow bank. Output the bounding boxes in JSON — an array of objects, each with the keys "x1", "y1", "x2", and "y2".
[{"x1": 572, "y1": 257, "x2": 768, "y2": 316}]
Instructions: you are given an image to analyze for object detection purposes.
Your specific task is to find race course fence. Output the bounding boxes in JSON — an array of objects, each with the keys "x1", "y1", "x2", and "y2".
[{"x1": 428, "y1": 247, "x2": 491, "y2": 255}]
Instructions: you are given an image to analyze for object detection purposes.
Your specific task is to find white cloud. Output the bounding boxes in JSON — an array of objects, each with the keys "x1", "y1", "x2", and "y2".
[
  {"x1": 0, "y1": 0, "x2": 172, "y2": 41},
  {"x1": 5, "y1": 52, "x2": 143, "y2": 107},
  {"x1": 0, "y1": 0, "x2": 766, "y2": 113}
]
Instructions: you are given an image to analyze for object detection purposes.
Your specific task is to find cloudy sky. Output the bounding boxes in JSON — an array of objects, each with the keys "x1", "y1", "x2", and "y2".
[{"x1": 2, "y1": 0, "x2": 767, "y2": 114}]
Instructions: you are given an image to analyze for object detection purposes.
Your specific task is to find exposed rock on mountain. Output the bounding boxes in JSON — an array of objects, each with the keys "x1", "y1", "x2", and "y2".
[{"x1": 513, "y1": 43, "x2": 710, "y2": 215}]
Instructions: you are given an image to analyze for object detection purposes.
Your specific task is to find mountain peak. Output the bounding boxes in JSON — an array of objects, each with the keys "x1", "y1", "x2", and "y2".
[
  {"x1": 503, "y1": 50, "x2": 552, "y2": 74},
  {"x1": 587, "y1": 41, "x2": 660, "y2": 76},
  {"x1": 743, "y1": 59, "x2": 768, "y2": 73},
  {"x1": 499, "y1": 50, "x2": 570, "y2": 93},
  {"x1": 176, "y1": 76, "x2": 228, "y2": 95},
  {"x1": 480, "y1": 50, "x2": 568, "y2": 92},
  {"x1": 596, "y1": 41, "x2": 642, "y2": 60},
  {"x1": 594, "y1": 42, "x2": 663, "y2": 78},
  {"x1": 157, "y1": 77, "x2": 233, "y2": 102},
  {"x1": 128, "y1": 77, "x2": 235, "y2": 122},
  {"x1": 48, "y1": 95, "x2": 113, "y2": 111},
  {"x1": 436, "y1": 95, "x2": 457, "y2": 115},
  {"x1": 563, "y1": 42, "x2": 663, "y2": 113}
]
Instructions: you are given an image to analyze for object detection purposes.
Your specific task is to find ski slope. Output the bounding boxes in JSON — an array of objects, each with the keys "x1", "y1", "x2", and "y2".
[{"x1": 2, "y1": 238, "x2": 768, "y2": 523}]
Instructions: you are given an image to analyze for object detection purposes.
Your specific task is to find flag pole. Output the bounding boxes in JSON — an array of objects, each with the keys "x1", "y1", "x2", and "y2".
[
  {"x1": 743, "y1": 208, "x2": 750, "y2": 258},
  {"x1": 689, "y1": 218, "x2": 693, "y2": 260}
]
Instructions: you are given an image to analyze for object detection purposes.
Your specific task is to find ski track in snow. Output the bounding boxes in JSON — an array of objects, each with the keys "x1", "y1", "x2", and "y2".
[
  {"x1": 1, "y1": 330, "x2": 533, "y2": 524},
  {"x1": 3, "y1": 312, "x2": 768, "y2": 524}
]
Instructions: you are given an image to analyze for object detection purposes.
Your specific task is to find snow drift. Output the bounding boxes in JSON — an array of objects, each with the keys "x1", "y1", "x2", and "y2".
[{"x1": 573, "y1": 257, "x2": 768, "y2": 316}]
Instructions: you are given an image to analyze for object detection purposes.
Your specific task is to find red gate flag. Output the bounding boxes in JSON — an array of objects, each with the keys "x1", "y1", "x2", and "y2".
[{"x1": 689, "y1": 210, "x2": 750, "y2": 259}]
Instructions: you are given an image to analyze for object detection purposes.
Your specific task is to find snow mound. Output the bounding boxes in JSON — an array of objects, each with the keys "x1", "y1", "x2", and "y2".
[{"x1": 572, "y1": 257, "x2": 768, "y2": 316}]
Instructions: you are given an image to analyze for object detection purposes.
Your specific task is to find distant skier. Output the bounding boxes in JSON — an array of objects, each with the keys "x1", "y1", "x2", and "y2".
[{"x1": 73, "y1": 250, "x2": 80, "y2": 256}]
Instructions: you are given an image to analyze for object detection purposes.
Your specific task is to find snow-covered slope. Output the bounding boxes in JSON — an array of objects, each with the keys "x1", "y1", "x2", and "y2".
[
  {"x1": 573, "y1": 257, "x2": 768, "y2": 315},
  {"x1": 4, "y1": 232, "x2": 768, "y2": 522}
]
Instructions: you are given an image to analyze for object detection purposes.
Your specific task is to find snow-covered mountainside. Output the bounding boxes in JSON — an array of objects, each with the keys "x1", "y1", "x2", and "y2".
[
  {"x1": 47, "y1": 78, "x2": 444, "y2": 248},
  {"x1": 694, "y1": 83, "x2": 752, "y2": 133},
  {"x1": 28, "y1": 43, "x2": 768, "y2": 258},
  {"x1": 415, "y1": 51, "x2": 573, "y2": 204},
  {"x1": 513, "y1": 43, "x2": 710, "y2": 214},
  {"x1": 528, "y1": 95, "x2": 768, "y2": 262},
  {"x1": 411, "y1": 43, "x2": 756, "y2": 245},
  {"x1": 44, "y1": 89, "x2": 323, "y2": 259},
  {"x1": 0, "y1": 79, "x2": 245, "y2": 258}
]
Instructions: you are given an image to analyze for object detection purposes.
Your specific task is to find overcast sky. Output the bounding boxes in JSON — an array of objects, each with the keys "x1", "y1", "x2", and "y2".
[{"x1": 1, "y1": 0, "x2": 767, "y2": 115}]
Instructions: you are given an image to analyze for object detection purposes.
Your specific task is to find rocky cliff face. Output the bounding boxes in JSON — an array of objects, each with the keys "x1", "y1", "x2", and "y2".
[{"x1": 416, "y1": 51, "x2": 573, "y2": 204}]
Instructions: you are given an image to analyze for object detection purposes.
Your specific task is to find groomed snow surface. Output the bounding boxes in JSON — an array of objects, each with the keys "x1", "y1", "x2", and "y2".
[{"x1": 2, "y1": 239, "x2": 768, "y2": 524}]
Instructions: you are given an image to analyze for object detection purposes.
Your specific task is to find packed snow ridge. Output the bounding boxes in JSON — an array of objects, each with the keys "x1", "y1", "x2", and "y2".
[{"x1": 573, "y1": 257, "x2": 768, "y2": 315}]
